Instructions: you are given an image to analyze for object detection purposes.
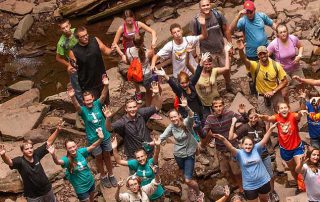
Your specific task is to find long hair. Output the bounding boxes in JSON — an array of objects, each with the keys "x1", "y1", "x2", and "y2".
[
  {"x1": 306, "y1": 148, "x2": 320, "y2": 174},
  {"x1": 124, "y1": 9, "x2": 135, "y2": 19},
  {"x1": 169, "y1": 109, "x2": 190, "y2": 134},
  {"x1": 133, "y1": 34, "x2": 146, "y2": 63},
  {"x1": 65, "y1": 140, "x2": 78, "y2": 174}
]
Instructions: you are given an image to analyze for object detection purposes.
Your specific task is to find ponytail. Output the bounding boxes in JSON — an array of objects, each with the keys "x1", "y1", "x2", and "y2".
[{"x1": 133, "y1": 34, "x2": 146, "y2": 63}]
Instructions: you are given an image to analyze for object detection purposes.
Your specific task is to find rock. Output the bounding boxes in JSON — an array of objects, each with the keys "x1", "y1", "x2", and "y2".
[
  {"x1": 60, "y1": 127, "x2": 86, "y2": 139},
  {"x1": 254, "y1": 0, "x2": 276, "y2": 18},
  {"x1": 299, "y1": 132, "x2": 310, "y2": 145},
  {"x1": 4, "y1": 24, "x2": 11, "y2": 29},
  {"x1": 222, "y1": 5, "x2": 243, "y2": 26},
  {"x1": 300, "y1": 40, "x2": 313, "y2": 59},
  {"x1": 160, "y1": 143, "x2": 174, "y2": 162},
  {"x1": 161, "y1": 83, "x2": 176, "y2": 111},
  {"x1": 286, "y1": 20, "x2": 295, "y2": 34},
  {"x1": 24, "y1": 128, "x2": 51, "y2": 144},
  {"x1": 147, "y1": 115, "x2": 171, "y2": 132},
  {"x1": 313, "y1": 46, "x2": 320, "y2": 56},
  {"x1": 53, "y1": 8, "x2": 61, "y2": 18},
  {"x1": 14, "y1": 14, "x2": 34, "y2": 41},
  {"x1": 274, "y1": 0, "x2": 301, "y2": 13},
  {"x1": 43, "y1": 91, "x2": 74, "y2": 112},
  {"x1": 0, "y1": 88, "x2": 40, "y2": 110},
  {"x1": 0, "y1": 0, "x2": 34, "y2": 15},
  {"x1": 228, "y1": 92, "x2": 254, "y2": 113},
  {"x1": 153, "y1": 6, "x2": 176, "y2": 21},
  {"x1": 8, "y1": 80, "x2": 34, "y2": 94},
  {"x1": 63, "y1": 113, "x2": 77, "y2": 125},
  {"x1": 36, "y1": 27, "x2": 46, "y2": 36},
  {"x1": 42, "y1": 116, "x2": 62, "y2": 127},
  {"x1": 306, "y1": 1, "x2": 320, "y2": 17},
  {"x1": 135, "y1": 7, "x2": 153, "y2": 19},
  {"x1": 4, "y1": 60, "x2": 39, "y2": 77},
  {"x1": 164, "y1": 185, "x2": 181, "y2": 194},
  {"x1": 277, "y1": 12, "x2": 287, "y2": 23},
  {"x1": 275, "y1": 148, "x2": 285, "y2": 172},
  {"x1": 33, "y1": 0, "x2": 57, "y2": 13},
  {"x1": 0, "y1": 104, "x2": 50, "y2": 140},
  {"x1": 15, "y1": 197, "x2": 27, "y2": 202},
  {"x1": 145, "y1": 18, "x2": 154, "y2": 26},
  {"x1": 266, "y1": 26, "x2": 274, "y2": 38},
  {"x1": 106, "y1": 17, "x2": 123, "y2": 34},
  {"x1": 231, "y1": 65, "x2": 247, "y2": 79},
  {"x1": 9, "y1": 17, "x2": 19, "y2": 27},
  {"x1": 5, "y1": 199, "x2": 15, "y2": 202}
]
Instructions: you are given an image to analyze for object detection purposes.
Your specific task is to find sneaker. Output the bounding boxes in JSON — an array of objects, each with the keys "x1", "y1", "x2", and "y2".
[
  {"x1": 197, "y1": 154, "x2": 210, "y2": 165},
  {"x1": 150, "y1": 113, "x2": 162, "y2": 120},
  {"x1": 195, "y1": 191, "x2": 205, "y2": 202},
  {"x1": 135, "y1": 92, "x2": 143, "y2": 104},
  {"x1": 101, "y1": 176, "x2": 112, "y2": 188},
  {"x1": 109, "y1": 175, "x2": 118, "y2": 187},
  {"x1": 271, "y1": 190, "x2": 280, "y2": 202}
]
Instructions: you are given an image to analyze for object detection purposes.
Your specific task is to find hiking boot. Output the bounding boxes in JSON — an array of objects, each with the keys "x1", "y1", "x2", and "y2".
[
  {"x1": 109, "y1": 175, "x2": 118, "y2": 187},
  {"x1": 135, "y1": 92, "x2": 143, "y2": 104},
  {"x1": 197, "y1": 154, "x2": 210, "y2": 165},
  {"x1": 150, "y1": 113, "x2": 162, "y2": 120},
  {"x1": 195, "y1": 191, "x2": 205, "y2": 202},
  {"x1": 101, "y1": 176, "x2": 112, "y2": 188}
]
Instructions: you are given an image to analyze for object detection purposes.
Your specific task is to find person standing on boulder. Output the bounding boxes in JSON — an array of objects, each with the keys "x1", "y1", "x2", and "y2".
[
  {"x1": 67, "y1": 73, "x2": 117, "y2": 189},
  {"x1": 55, "y1": 19, "x2": 82, "y2": 105},
  {"x1": 68, "y1": 26, "x2": 113, "y2": 103},
  {"x1": 0, "y1": 122, "x2": 63, "y2": 202},
  {"x1": 190, "y1": 0, "x2": 234, "y2": 92}
]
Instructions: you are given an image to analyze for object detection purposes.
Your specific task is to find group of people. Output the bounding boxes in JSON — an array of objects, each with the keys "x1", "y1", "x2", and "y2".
[{"x1": 1, "y1": 0, "x2": 320, "y2": 202}]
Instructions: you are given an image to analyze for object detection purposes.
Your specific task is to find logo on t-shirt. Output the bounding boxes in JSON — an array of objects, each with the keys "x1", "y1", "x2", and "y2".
[
  {"x1": 90, "y1": 112, "x2": 99, "y2": 124},
  {"x1": 77, "y1": 161, "x2": 85, "y2": 171},
  {"x1": 174, "y1": 49, "x2": 186, "y2": 61},
  {"x1": 309, "y1": 112, "x2": 320, "y2": 122},
  {"x1": 280, "y1": 122, "x2": 292, "y2": 135}
]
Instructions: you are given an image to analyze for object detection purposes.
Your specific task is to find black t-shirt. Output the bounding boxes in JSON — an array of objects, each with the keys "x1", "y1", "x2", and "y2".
[{"x1": 10, "y1": 143, "x2": 52, "y2": 198}]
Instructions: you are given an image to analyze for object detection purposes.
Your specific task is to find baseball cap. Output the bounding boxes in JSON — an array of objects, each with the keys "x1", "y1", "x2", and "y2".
[
  {"x1": 257, "y1": 46, "x2": 268, "y2": 54},
  {"x1": 243, "y1": 1, "x2": 255, "y2": 11}
]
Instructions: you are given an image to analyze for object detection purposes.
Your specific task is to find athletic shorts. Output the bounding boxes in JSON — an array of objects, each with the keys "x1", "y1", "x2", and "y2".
[
  {"x1": 280, "y1": 142, "x2": 304, "y2": 162},
  {"x1": 244, "y1": 181, "x2": 271, "y2": 200},
  {"x1": 77, "y1": 183, "x2": 95, "y2": 201},
  {"x1": 91, "y1": 138, "x2": 112, "y2": 157}
]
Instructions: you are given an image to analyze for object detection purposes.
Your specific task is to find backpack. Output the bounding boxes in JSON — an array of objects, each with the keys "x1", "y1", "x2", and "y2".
[
  {"x1": 195, "y1": 9, "x2": 224, "y2": 36},
  {"x1": 253, "y1": 59, "x2": 279, "y2": 93},
  {"x1": 127, "y1": 49, "x2": 143, "y2": 82}
]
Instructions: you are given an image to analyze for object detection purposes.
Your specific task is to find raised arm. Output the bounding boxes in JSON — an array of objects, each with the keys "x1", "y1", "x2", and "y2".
[
  {"x1": 295, "y1": 155, "x2": 308, "y2": 174},
  {"x1": 185, "y1": 43, "x2": 196, "y2": 75},
  {"x1": 293, "y1": 76, "x2": 320, "y2": 86},
  {"x1": 47, "y1": 121, "x2": 64, "y2": 146},
  {"x1": 96, "y1": 37, "x2": 112, "y2": 56},
  {"x1": 67, "y1": 83, "x2": 82, "y2": 113},
  {"x1": 115, "y1": 179, "x2": 124, "y2": 202},
  {"x1": 102, "y1": 105, "x2": 113, "y2": 131},
  {"x1": 236, "y1": 39, "x2": 251, "y2": 69},
  {"x1": 87, "y1": 129, "x2": 104, "y2": 153},
  {"x1": 0, "y1": 145, "x2": 13, "y2": 167},
  {"x1": 111, "y1": 137, "x2": 128, "y2": 166},
  {"x1": 179, "y1": 96, "x2": 194, "y2": 118},
  {"x1": 259, "y1": 122, "x2": 278, "y2": 147},
  {"x1": 47, "y1": 145, "x2": 64, "y2": 165},
  {"x1": 150, "y1": 81, "x2": 162, "y2": 111},
  {"x1": 257, "y1": 114, "x2": 276, "y2": 122},
  {"x1": 228, "y1": 117, "x2": 238, "y2": 140},
  {"x1": 152, "y1": 136, "x2": 161, "y2": 165},
  {"x1": 139, "y1": 22, "x2": 157, "y2": 49},
  {"x1": 212, "y1": 134, "x2": 237, "y2": 156},
  {"x1": 197, "y1": 14, "x2": 208, "y2": 41},
  {"x1": 229, "y1": 9, "x2": 246, "y2": 34},
  {"x1": 296, "y1": 110, "x2": 308, "y2": 120},
  {"x1": 216, "y1": 45, "x2": 231, "y2": 74},
  {"x1": 99, "y1": 73, "x2": 109, "y2": 104}
]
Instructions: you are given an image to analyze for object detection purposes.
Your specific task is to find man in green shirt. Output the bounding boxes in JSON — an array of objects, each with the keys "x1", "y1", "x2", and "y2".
[{"x1": 56, "y1": 19, "x2": 82, "y2": 104}]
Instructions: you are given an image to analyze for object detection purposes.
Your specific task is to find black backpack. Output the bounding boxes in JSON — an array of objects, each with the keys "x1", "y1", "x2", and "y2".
[{"x1": 195, "y1": 9, "x2": 224, "y2": 36}]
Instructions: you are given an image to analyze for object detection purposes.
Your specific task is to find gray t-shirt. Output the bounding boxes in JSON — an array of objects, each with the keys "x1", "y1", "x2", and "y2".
[
  {"x1": 190, "y1": 11, "x2": 227, "y2": 53},
  {"x1": 303, "y1": 164, "x2": 320, "y2": 201}
]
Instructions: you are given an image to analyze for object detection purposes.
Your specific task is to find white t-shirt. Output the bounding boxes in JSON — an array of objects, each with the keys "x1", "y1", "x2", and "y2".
[
  {"x1": 157, "y1": 36, "x2": 199, "y2": 78},
  {"x1": 126, "y1": 47, "x2": 151, "y2": 75},
  {"x1": 303, "y1": 164, "x2": 320, "y2": 201},
  {"x1": 119, "y1": 179, "x2": 158, "y2": 202}
]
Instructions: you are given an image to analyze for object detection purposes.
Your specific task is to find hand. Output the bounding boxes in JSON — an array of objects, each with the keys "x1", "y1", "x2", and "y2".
[
  {"x1": 238, "y1": 103, "x2": 246, "y2": 114},
  {"x1": 102, "y1": 73, "x2": 109, "y2": 86},
  {"x1": 67, "y1": 65, "x2": 76, "y2": 74},
  {"x1": 0, "y1": 145, "x2": 6, "y2": 156},
  {"x1": 57, "y1": 120, "x2": 65, "y2": 130},
  {"x1": 121, "y1": 54, "x2": 127, "y2": 63},
  {"x1": 299, "y1": 110, "x2": 309, "y2": 116},
  {"x1": 66, "y1": 83, "x2": 75, "y2": 97},
  {"x1": 269, "y1": 122, "x2": 278, "y2": 130},
  {"x1": 292, "y1": 75, "x2": 302, "y2": 82},
  {"x1": 111, "y1": 136, "x2": 118, "y2": 149},
  {"x1": 102, "y1": 105, "x2": 113, "y2": 118},
  {"x1": 231, "y1": 117, "x2": 237, "y2": 125},
  {"x1": 47, "y1": 144, "x2": 55, "y2": 155},
  {"x1": 151, "y1": 42, "x2": 156, "y2": 49},
  {"x1": 96, "y1": 128, "x2": 104, "y2": 139},
  {"x1": 154, "y1": 67, "x2": 166, "y2": 77},
  {"x1": 211, "y1": 133, "x2": 225, "y2": 141},
  {"x1": 200, "y1": 52, "x2": 211, "y2": 67},
  {"x1": 300, "y1": 154, "x2": 309, "y2": 164},
  {"x1": 236, "y1": 39, "x2": 245, "y2": 50},
  {"x1": 264, "y1": 91, "x2": 274, "y2": 98},
  {"x1": 293, "y1": 55, "x2": 301, "y2": 64},
  {"x1": 238, "y1": 9, "x2": 247, "y2": 17},
  {"x1": 150, "y1": 64, "x2": 156, "y2": 72},
  {"x1": 151, "y1": 81, "x2": 159, "y2": 95},
  {"x1": 224, "y1": 43, "x2": 232, "y2": 54},
  {"x1": 150, "y1": 164, "x2": 159, "y2": 175},
  {"x1": 186, "y1": 43, "x2": 194, "y2": 53},
  {"x1": 224, "y1": 185, "x2": 230, "y2": 197},
  {"x1": 153, "y1": 135, "x2": 161, "y2": 146},
  {"x1": 198, "y1": 14, "x2": 206, "y2": 25},
  {"x1": 178, "y1": 96, "x2": 188, "y2": 108},
  {"x1": 117, "y1": 178, "x2": 124, "y2": 188}
]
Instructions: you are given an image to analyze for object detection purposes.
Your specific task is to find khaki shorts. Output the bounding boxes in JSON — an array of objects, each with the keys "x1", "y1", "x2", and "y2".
[
  {"x1": 217, "y1": 151, "x2": 241, "y2": 176},
  {"x1": 257, "y1": 91, "x2": 284, "y2": 115},
  {"x1": 211, "y1": 51, "x2": 226, "y2": 67},
  {"x1": 286, "y1": 68, "x2": 305, "y2": 86}
]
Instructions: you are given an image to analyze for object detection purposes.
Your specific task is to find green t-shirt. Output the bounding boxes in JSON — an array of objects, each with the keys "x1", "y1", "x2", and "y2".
[
  {"x1": 127, "y1": 158, "x2": 164, "y2": 200},
  {"x1": 61, "y1": 147, "x2": 94, "y2": 194},
  {"x1": 56, "y1": 28, "x2": 78, "y2": 59},
  {"x1": 80, "y1": 99, "x2": 110, "y2": 145}
]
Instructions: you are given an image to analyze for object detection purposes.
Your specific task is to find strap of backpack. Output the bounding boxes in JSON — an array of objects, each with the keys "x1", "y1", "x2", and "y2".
[
  {"x1": 271, "y1": 59, "x2": 279, "y2": 84},
  {"x1": 253, "y1": 61, "x2": 260, "y2": 91},
  {"x1": 212, "y1": 8, "x2": 224, "y2": 35}
]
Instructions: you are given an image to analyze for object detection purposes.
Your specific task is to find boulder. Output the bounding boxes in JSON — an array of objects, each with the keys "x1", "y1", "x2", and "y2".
[
  {"x1": 0, "y1": 104, "x2": 50, "y2": 141},
  {"x1": 43, "y1": 91, "x2": 75, "y2": 112},
  {"x1": 4, "y1": 59, "x2": 40, "y2": 77},
  {"x1": 254, "y1": 0, "x2": 276, "y2": 18},
  {"x1": 41, "y1": 116, "x2": 62, "y2": 127},
  {"x1": 14, "y1": 15, "x2": 34, "y2": 41},
  {"x1": 160, "y1": 143, "x2": 174, "y2": 162},
  {"x1": 306, "y1": 1, "x2": 320, "y2": 17},
  {"x1": 228, "y1": 92, "x2": 254, "y2": 113},
  {"x1": 33, "y1": 0, "x2": 57, "y2": 14},
  {"x1": 147, "y1": 115, "x2": 171, "y2": 132},
  {"x1": 9, "y1": 18, "x2": 19, "y2": 27},
  {"x1": 106, "y1": 17, "x2": 123, "y2": 34},
  {"x1": 274, "y1": 0, "x2": 301, "y2": 13},
  {"x1": 0, "y1": 88, "x2": 40, "y2": 110},
  {"x1": 0, "y1": 0, "x2": 34, "y2": 15},
  {"x1": 160, "y1": 83, "x2": 175, "y2": 112},
  {"x1": 59, "y1": 127, "x2": 86, "y2": 139},
  {"x1": 24, "y1": 128, "x2": 51, "y2": 144},
  {"x1": 153, "y1": 6, "x2": 176, "y2": 21},
  {"x1": 230, "y1": 65, "x2": 247, "y2": 79},
  {"x1": 63, "y1": 113, "x2": 77, "y2": 125},
  {"x1": 8, "y1": 80, "x2": 34, "y2": 94},
  {"x1": 106, "y1": 67, "x2": 124, "y2": 99},
  {"x1": 135, "y1": 7, "x2": 153, "y2": 19},
  {"x1": 300, "y1": 40, "x2": 314, "y2": 59}
]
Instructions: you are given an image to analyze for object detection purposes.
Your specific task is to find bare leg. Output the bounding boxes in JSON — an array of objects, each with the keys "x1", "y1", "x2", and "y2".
[
  {"x1": 95, "y1": 154, "x2": 106, "y2": 177},
  {"x1": 259, "y1": 193, "x2": 270, "y2": 202},
  {"x1": 286, "y1": 159, "x2": 298, "y2": 181},
  {"x1": 103, "y1": 151, "x2": 113, "y2": 175},
  {"x1": 89, "y1": 191, "x2": 95, "y2": 202},
  {"x1": 185, "y1": 179, "x2": 200, "y2": 195}
]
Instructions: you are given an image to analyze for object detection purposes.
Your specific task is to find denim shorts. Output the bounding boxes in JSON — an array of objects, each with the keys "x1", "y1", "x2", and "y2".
[
  {"x1": 77, "y1": 183, "x2": 95, "y2": 201},
  {"x1": 174, "y1": 154, "x2": 195, "y2": 180},
  {"x1": 280, "y1": 142, "x2": 304, "y2": 162},
  {"x1": 91, "y1": 138, "x2": 112, "y2": 157}
]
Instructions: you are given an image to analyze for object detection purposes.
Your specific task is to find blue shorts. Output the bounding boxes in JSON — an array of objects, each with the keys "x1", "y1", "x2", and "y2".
[
  {"x1": 174, "y1": 154, "x2": 195, "y2": 180},
  {"x1": 280, "y1": 143, "x2": 304, "y2": 162},
  {"x1": 77, "y1": 183, "x2": 95, "y2": 201},
  {"x1": 91, "y1": 138, "x2": 112, "y2": 157}
]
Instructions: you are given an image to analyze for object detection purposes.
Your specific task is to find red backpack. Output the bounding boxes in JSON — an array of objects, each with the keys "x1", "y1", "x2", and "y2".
[{"x1": 127, "y1": 49, "x2": 143, "y2": 82}]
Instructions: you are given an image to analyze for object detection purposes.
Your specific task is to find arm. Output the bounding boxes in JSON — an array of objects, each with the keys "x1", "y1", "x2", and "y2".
[
  {"x1": 0, "y1": 146, "x2": 13, "y2": 167},
  {"x1": 114, "y1": 43, "x2": 127, "y2": 63},
  {"x1": 115, "y1": 179, "x2": 125, "y2": 202},
  {"x1": 190, "y1": 64, "x2": 203, "y2": 86},
  {"x1": 150, "y1": 54, "x2": 159, "y2": 71},
  {"x1": 236, "y1": 39, "x2": 251, "y2": 69},
  {"x1": 212, "y1": 134, "x2": 237, "y2": 156},
  {"x1": 96, "y1": 37, "x2": 112, "y2": 56},
  {"x1": 185, "y1": 44, "x2": 196, "y2": 75},
  {"x1": 56, "y1": 54, "x2": 69, "y2": 68},
  {"x1": 111, "y1": 137, "x2": 129, "y2": 166},
  {"x1": 228, "y1": 117, "x2": 238, "y2": 140},
  {"x1": 99, "y1": 73, "x2": 109, "y2": 104},
  {"x1": 66, "y1": 51, "x2": 77, "y2": 75},
  {"x1": 223, "y1": 24, "x2": 233, "y2": 51},
  {"x1": 229, "y1": 9, "x2": 246, "y2": 34},
  {"x1": 47, "y1": 122, "x2": 63, "y2": 146},
  {"x1": 152, "y1": 137, "x2": 161, "y2": 165},
  {"x1": 102, "y1": 105, "x2": 113, "y2": 131},
  {"x1": 197, "y1": 14, "x2": 208, "y2": 41},
  {"x1": 296, "y1": 156, "x2": 308, "y2": 174},
  {"x1": 67, "y1": 84, "x2": 82, "y2": 113},
  {"x1": 47, "y1": 145, "x2": 64, "y2": 165},
  {"x1": 139, "y1": 22, "x2": 157, "y2": 49},
  {"x1": 293, "y1": 76, "x2": 320, "y2": 86},
  {"x1": 150, "y1": 81, "x2": 162, "y2": 110},
  {"x1": 259, "y1": 122, "x2": 277, "y2": 147},
  {"x1": 216, "y1": 46, "x2": 231, "y2": 74},
  {"x1": 87, "y1": 130, "x2": 104, "y2": 153},
  {"x1": 258, "y1": 114, "x2": 276, "y2": 122},
  {"x1": 296, "y1": 110, "x2": 308, "y2": 120},
  {"x1": 112, "y1": 26, "x2": 124, "y2": 46}
]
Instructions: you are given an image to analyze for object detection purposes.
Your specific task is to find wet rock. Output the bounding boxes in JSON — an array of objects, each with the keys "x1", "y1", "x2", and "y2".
[
  {"x1": 147, "y1": 115, "x2": 171, "y2": 132},
  {"x1": 9, "y1": 17, "x2": 19, "y2": 27},
  {"x1": 43, "y1": 91, "x2": 74, "y2": 112},
  {"x1": 0, "y1": 0, "x2": 34, "y2": 15},
  {"x1": 24, "y1": 128, "x2": 51, "y2": 144},
  {"x1": 228, "y1": 92, "x2": 254, "y2": 113},
  {"x1": 106, "y1": 17, "x2": 123, "y2": 34},
  {"x1": 0, "y1": 88, "x2": 40, "y2": 110},
  {"x1": 154, "y1": 6, "x2": 176, "y2": 21},
  {"x1": 8, "y1": 80, "x2": 34, "y2": 94},
  {"x1": 14, "y1": 14, "x2": 34, "y2": 41},
  {"x1": 135, "y1": 7, "x2": 153, "y2": 19},
  {"x1": 0, "y1": 104, "x2": 50, "y2": 140},
  {"x1": 300, "y1": 40, "x2": 314, "y2": 59},
  {"x1": 33, "y1": 0, "x2": 57, "y2": 14}
]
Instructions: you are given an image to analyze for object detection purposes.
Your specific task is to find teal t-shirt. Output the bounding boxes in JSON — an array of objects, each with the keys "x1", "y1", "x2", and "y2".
[
  {"x1": 61, "y1": 147, "x2": 94, "y2": 194},
  {"x1": 80, "y1": 99, "x2": 110, "y2": 145},
  {"x1": 127, "y1": 158, "x2": 164, "y2": 200},
  {"x1": 56, "y1": 28, "x2": 78, "y2": 59}
]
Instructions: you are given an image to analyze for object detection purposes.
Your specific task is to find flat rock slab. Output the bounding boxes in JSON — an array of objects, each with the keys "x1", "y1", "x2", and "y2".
[
  {"x1": 0, "y1": 0, "x2": 34, "y2": 15},
  {"x1": 14, "y1": 14, "x2": 34, "y2": 41},
  {"x1": 8, "y1": 80, "x2": 34, "y2": 94},
  {"x1": 254, "y1": 0, "x2": 276, "y2": 18},
  {"x1": 106, "y1": 17, "x2": 123, "y2": 34},
  {"x1": 147, "y1": 115, "x2": 171, "y2": 132},
  {"x1": 228, "y1": 92, "x2": 254, "y2": 113},
  {"x1": 24, "y1": 128, "x2": 51, "y2": 144},
  {"x1": 43, "y1": 91, "x2": 74, "y2": 113},
  {"x1": 231, "y1": 65, "x2": 247, "y2": 79},
  {"x1": 0, "y1": 104, "x2": 50, "y2": 140},
  {"x1": 33, "y1": 0, "x2": 57, "y2": 14},
  {"x1": 0, "y1": 88, "x2": 40, "y2": 110}
]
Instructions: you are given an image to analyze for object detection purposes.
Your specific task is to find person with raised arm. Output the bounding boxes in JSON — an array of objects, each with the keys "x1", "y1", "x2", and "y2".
[
  {"x1": 111, "y1": 136, "x2": 164, "y2": 201},
  {"x1": 67, "y1": 73, "x2": 117, "y2": 188},
  {"x1": 293, "y1": 75, "x2": 320, "y2": 86},
  {"x1": 212, "y1": 122, "x2": 279, "y2": 202},
  {"x1": 0, "y1": 122, "x2": 63, "y2": 202},
  {"x1": 48, "y1": 130, "x2": 104, "y2": 202}
]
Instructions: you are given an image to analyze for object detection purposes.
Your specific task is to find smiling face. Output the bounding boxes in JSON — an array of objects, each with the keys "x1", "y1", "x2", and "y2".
[
  {"x1": 203, "y1": 59, "x2": 213, "y2": 72},
  {"x1": 169, "y1": 110, "x2": 182, "y2": 126},
  {"x1": 278, "y1": 103, "x2": 290, "y2": 118},
  {"x1": 125, "y1": 100, "x2": 138, "y2": 118},
  {"x1": 258, "y1": 51, "x2": 269, "y2": 64},
  {"x1": 22, "y1": 143, "x2": 34, "y2": 158},
  {"x1": 199, "y1": 0, "x2": 211, "y2": 15},
  {"x1": 241, "y1": 138, "x2": 254, "y2": 153},
  {"x1": 125, "y1": 16, "x2": 134, "y2": 25},
  {"x1": 83, "y1": 94, "x2": 94, "y2": 108},
  {"x1": 310, "y1": 149, "x2": 320, "y2": 164},
  {"x1": 135, "y1": 150, "x2": 147, "y2": 165},
  {"x1": 248, "y1": 113, "x2": 258, "y2": 126},
  {"x1": 66, "y1": 141, "x2": 78, "y2": 157},
  {"x1": 128, "y1": 179, "x2": 140, "y2": 193}
]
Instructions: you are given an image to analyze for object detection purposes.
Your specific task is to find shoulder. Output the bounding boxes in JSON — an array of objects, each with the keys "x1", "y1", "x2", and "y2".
[{"x1": 127, "y1": 159, "x2": 139, "y2": 168}]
